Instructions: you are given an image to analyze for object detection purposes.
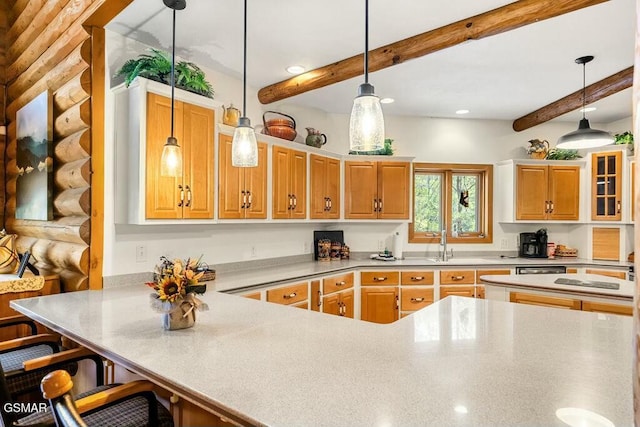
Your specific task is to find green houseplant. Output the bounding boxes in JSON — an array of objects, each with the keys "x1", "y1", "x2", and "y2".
[
  {"x1": 545, "y1": 148, "x2": 582, "y2": 160},
  {"x1": 349, "y1": 138, "x2": 394, "y2": 155},
  {"x1": 116, "y1": 48, "x2": 214, "y2": 98}
]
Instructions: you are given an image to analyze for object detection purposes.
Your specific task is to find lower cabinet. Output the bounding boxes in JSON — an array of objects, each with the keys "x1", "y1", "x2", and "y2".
[
  {"x1": 581, "y1": 300, "x2": 633, "y2": 316},
  {"x1": 323, "y1": 289, "x2": 355, "y2": 318},
  {"x1": 400, "y1": 288, "x2": 434, "y2": 312},
  {"x1": 510, "y1": 292, "x2": 582, "y2": 311},
  {"x1": 360, "y1": 286, "x2": 399, "y2": 324},
  {"x1": 585, "y1": 268, "x2": 627, "y2": 279},
  {"x1": 266, "y1": 281, "x2": 309, "y2": 306},
  {"x1": 440, "y1": 285, "x2": 475, "y2": 299}
]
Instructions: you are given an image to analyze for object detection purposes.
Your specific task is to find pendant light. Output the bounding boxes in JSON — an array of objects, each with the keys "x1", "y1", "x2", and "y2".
[
  {"x1": 160, "y1": 0, "x2": 186, "y2": 177},
  {"x1": 349, "y1": 0, "x2": 385, "y2": 153},
  {"x1": 231, "y1": 0, "x2": 258, "y2": 167},
  {"x1": 557, "y1": 56, "x2": 614, "y2": 149}
]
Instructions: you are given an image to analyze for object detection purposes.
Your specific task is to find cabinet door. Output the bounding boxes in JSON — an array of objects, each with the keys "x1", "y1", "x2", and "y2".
[
  {"x1": 516, "y1": 165, "x2": 548, "y2": 220},
  {"x1": 322, "y1": 293, "x2": 341, "y2": 316},
  {"x1": 290, "y1": 149, "x2": 307, "y2": 219},
  {"x1": 401, "y1": 288, "x2": 434, "y2": 311},
  {"x1": 509, "y1": 292, "x2": 581, "y2": 310},
  {"x1": 440, "y1": 285, "x2": 475, "y2": 299},
  {"x1": 217, "y1": 134, "x2": 244, "y2": 219},
  {"x1": 548, "y1": 165, "x2": 579, "y2": 221},
  {"x1": 345, "y1": 162, "x2": 377, "y2": 219},
  {"x1": 326, "y1": 157, "x2": 341, "y2": 219},
  {"x1": 360, "y1": 286, "x2": 398, "y2": 324},
  {"x1": 182, "y1": 103, "x2": 214, "y2": 219},
  {"x1": 581, "y1": 301, "x2": 632, "y2": 316},
  {"x1": 244, "y1": 142, "x2": 268, "y2": 219},
  {"x1": 378, "y1": 162, "x2": 410, "y2": 219},
  {"x1": 341, "y1": 289, "x2": 355, "y2": 319},
  {"x1": 272, "y1": 146, "x2": 291, "y2": 219},
  {"x1": 310, "y1": 154, "x2": 328, "y2": 219},
  {"x1": 591, "y1": 151, "x2": 622, "y2": 221},
  {"x1": 145, "y1": 93, "x2": 183, "y2": 219}
]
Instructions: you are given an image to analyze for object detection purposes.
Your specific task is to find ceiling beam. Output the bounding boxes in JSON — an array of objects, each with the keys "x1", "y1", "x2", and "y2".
[
  {"x1": 257, "y1": 0, "x2": 609, "y2": 104},
  {"x1": 512, "y1": 66, "x2": 633, "y2": 131}
]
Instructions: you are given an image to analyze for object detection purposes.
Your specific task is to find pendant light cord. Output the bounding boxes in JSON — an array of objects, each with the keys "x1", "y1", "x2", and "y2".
[
  {"x1": 581, "y1": 61, "x2": 586, "y2": 120},
  {"x1": 243, "y1": 0, "x2": 247, "y2": 118},
  {"x1": 170, "y1": 8, "x2": 176, "y2": 138},
  {"x1": 364, "y1": 0, "x2": 369, "y2": 85}
]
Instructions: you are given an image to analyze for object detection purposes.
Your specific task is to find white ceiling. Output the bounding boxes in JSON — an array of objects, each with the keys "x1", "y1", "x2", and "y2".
[{"x1": 107, "y1": 0, "x2": 636, "y2": 125}]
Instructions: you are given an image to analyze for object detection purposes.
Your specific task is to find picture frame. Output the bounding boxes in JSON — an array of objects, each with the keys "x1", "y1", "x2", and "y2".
[{"x1": 16, "y1": 90, "x2": 53, "y2": 221}]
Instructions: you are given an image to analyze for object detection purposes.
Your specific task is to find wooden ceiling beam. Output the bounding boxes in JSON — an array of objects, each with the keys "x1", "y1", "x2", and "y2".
[
  {"x1": 512, "y1": 66, "x2": 633, "y2": 131},
  {"x1": 258, "y1": 0, "x2": 608, "y2": 104}
]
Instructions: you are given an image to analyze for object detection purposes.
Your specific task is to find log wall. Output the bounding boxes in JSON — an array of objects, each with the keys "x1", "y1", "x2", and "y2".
[{"x1": 3, "y1": 1, "x2": 118, "y2": 291}]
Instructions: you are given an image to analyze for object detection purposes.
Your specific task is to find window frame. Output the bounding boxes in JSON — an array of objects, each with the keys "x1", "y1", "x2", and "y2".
[{"x1": 409, "y1": 163, "x2": 493, "y2": 244}]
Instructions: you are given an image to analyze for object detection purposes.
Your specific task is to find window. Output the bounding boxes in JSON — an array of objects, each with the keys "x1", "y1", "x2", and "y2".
[{"x1": 410, "y1": 163, "x2": 493, "y2": 244}]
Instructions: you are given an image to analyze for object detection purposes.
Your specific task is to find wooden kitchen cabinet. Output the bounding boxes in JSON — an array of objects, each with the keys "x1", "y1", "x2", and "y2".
[
  {"x1": 400, "y1": 287, "x2": 434, "y2": 311},
  {"x1": 218, "y1": 134, "x2": 267, "y2": 219},
  {"x1": 310, "y1": 154, "x2": 340, "y2": 219},
  {"x1": 361, "y1": 271, "x2": 400, "y2": 286},
  {"x1": 516, "y1": 165, "x2": 580, "y2": 221},
  {"x1": 146, "y1": 92, "x2": 215, "y2": 219},
  {"x1": 361, "y1": 286, "x2": 399, "y2": 324},
  {"x1": 272, "y1": 146, "x2": 307, "y2": 219},
  {"x1": 400, "y1": 271, "x2": 434, "y2": 285},
  {"x1": 585, "y1": 268, "x2": 626, "y2": 279},
  {"x1": 509, "y1": 292, "x2": 581, "y2": 310},
  {"x1": 344, "y1": 161, "x2": 410, "y2": 219},
  {"x1": 440, "y1": 285, "x2": 476, "y2": 299},
  {"x1": 266, "y1": 282, "x2": 309, "y2": 306},
  {"x1": 581, "y1": 300, "x2": 632, "y2": 316},
  {"x1": 439, "y1": 270, "x2": 475, "y2": 285},
  {"x1": 323, "y1": 288, "x2": 354, "y2": 318},
  {"x1": 591, "y1": 151, "x2": 622, "y2": 221}
]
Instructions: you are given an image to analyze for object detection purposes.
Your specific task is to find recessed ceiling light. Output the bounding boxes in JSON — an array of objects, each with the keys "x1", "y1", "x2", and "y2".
[
  {"x1": 286, "y1": 65, "x2": 305, "y2": 75},
  {"x1": 454, "y1": 405, "x2": 468, "y2": 414},
  {"x1": 380, "y1": 98, "x2": 395, "y2": 104},
  {"x1": 580, "y1": 107, "x2": 597, "y2": 113},
  {"x1": 456, "y1": 109, "x2": 470, "y2": 115}
]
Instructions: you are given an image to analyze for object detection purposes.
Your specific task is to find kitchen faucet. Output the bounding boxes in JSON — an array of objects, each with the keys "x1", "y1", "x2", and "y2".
[{"x1": 440, "y1": 229, "x2": 448, "y2": 262}]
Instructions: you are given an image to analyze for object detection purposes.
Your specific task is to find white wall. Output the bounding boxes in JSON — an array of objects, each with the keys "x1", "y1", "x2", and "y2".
[{"x1": 103, "y1": 30, "x2": 633, "y2": 276}]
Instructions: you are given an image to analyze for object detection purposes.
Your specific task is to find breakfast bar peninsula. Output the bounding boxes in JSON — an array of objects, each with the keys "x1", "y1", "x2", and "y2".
[{"x1": 11, "y1": 284, "x2": 631, "y2": 426}]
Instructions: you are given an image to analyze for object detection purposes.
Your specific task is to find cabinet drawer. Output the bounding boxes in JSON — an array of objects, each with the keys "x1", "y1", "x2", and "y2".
[
  {"x1": 440, "y1": 270, "x2": 475, "y2": 284},
  {"x1": 401, "y1": 271, "x2": 434, "y2": 285},
  {"x1": 509, "y1": 292, "x2": 581, "y2": 310},
  {"x1": 266, "y1": 282, "x2": 308, "y2": 305},
  {"x1": 361, "y1": 271, "x2": 399, "y2": 286},
  {"x1": 292, "y1": 301, "x2": 309, "y2": 310},
  {"x1": 323, "y1": 272, "x2": 354, "y2": 295},
  {"x1": 440, "y1": 285, "x2": 475, "y2": 299},
  {"x1": 475, "y1": 286, "x2": 485, "y2": 299},
  {"x1": 243, "y1": 292, "x2": 261, "y2": 300},
  {"x1": 401, "y1": 288, "x2": 434, "y2": 311},
  {"x1": 581, "y1": 301, "x2": 632, "y2": 316},
  {"x1": 585, "y1": 269, "x2": 626, "y2": 279},
  {"x1": 475, "y1": 269, "x2": 511, "y2": 282}
]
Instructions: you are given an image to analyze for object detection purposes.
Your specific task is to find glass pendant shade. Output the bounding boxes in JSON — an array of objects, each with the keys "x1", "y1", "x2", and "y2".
[
  {"x1": 161, "y1": 136, "x2": 182, "y2": 176},
  {"x1": 232, "y1": 117, "x2": 258, "y2": 167},
  {"x1": 349, "y1": 83, "x2": 385, "y2": 152},
  {"x1": 557, "y1": 118, "x2": 614, "y2": 149}
]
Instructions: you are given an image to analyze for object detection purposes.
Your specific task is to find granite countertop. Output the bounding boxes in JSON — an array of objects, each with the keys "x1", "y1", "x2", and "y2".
[
  {"x1": 480, "y1": 273, "x2": 634, "y2": 301},
  {"x1": 11, "y1": 286, "x2": 632, "y2": 426},
  {"x1": 207, "y1": 256, "x2": 631, "y2": 293}
]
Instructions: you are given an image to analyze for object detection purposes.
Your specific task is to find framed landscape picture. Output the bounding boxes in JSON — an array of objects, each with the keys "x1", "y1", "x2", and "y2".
[{"x1": 16, "y1": 90, "x2": 53, "y2": 221}]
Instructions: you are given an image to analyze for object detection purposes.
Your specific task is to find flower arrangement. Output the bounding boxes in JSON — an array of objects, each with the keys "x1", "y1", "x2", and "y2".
[{"x1": 147, "y1": 256, "x2": 209, "y2": 330}]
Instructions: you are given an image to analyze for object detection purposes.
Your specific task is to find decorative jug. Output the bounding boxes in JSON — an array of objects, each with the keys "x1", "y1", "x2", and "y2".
[
  {"x1": 222, "y1": 104, "x2": 240, "y2": 127},
  {"x1": 305, "y1": 127, "x2": 327, "y2": 148},
  {"x1": 527, "y1": 139, "x2": 549, "y2": 159}
]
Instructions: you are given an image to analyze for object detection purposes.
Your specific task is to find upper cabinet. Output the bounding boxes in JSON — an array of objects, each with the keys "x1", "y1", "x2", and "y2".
[
  {"x1": 310, "y1": 154, "x2": 340, "y2": 219},
  {"x1": 272, "y1": 146, "x2": 307, "y2": 219},
  {"x1": 515, "y1": 164, "x2": 580, "y2": 221},
  {"x1": 114, "y1": 78, "x2": 217, "y2": 224},
  {"x1": 344, "y1": 161, "x2": 410, "y2": 219},
  {"x1": 218, "y1": 134, "x2": 267, "y2": 219},
  {"x1": 591, "y1": 151, "x2": 622, "y2": 221}
]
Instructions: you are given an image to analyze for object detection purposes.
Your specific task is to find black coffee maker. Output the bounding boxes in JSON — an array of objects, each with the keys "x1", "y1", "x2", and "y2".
[{"x1": 519, "y1": 229, "x2": 548, "y2": 258}]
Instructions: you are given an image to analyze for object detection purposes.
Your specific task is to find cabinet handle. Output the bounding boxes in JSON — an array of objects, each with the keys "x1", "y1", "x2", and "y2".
[
  {"x1": 283, "y1": 292, "x2": 297, "y2": 299},
  {"x1": 288, "y1": 194, "x2": 293, "y2": 210},
  {"x1": 317, "y1": 290, "x2": 322, "y2": 307},
  {"x1": 328, "y1": 198, "x2": 332, "y2": 210},
  {"x1": 336, "y1": 281, "x2": 346, "y2": 286},
  {"x1": 185, "y1": 185, "x2": 191, "y2": 207},
  {"x1": 247, "y1": 191, "x2": 252, "y2": 208},
  {"x1": 544, "y1": 200, "x2": 549, "y2": 213},
  {"x1": 549, "y1": 201, "x2": 554, "y2": 213},
  {"x1": 373, "y1": 276, "x2": 387, "y2": 282},
  {"x1": 395, "y1": 295, "x2": 399, "y2": 309},
  {"x1": 378, "y1": 198, "x2": 383, "y2": 212},
  {"x1": 324, "y1": 197, "x2": 330, "y2": 211},
  {"x1": 178, "y1": 184, "x2": 184, "y2": 207},
  {"x1": 411, "y1": 276, "x2": 424, "y2": 281},
  {"x1": 617, "y1": 200, "x2": 621, "y2": 213},
  {"x1": 292, "y1": 195, "x2": 297, "y2": 210},
  {"x1": 451, "y1": 275, "x2": 464, "y2": 281},
  {"x1": 373, "y1": 199, "x2": 378, "y2": 211},
  {"x1": 241, "y1": 190, "x2": 247, "y2": 209},
  {"x1": 410, "y1": 297, "x2": 425, "y2": 303}
]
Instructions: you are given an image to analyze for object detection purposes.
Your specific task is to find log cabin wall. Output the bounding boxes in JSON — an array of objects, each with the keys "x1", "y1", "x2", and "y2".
[{"x1": 2, "y1": 1, "x2": 115, "y2": 292}]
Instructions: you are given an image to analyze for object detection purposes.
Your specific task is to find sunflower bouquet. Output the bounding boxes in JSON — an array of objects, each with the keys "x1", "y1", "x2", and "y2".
[{"x1": 147, "y1": 256, "x2": 209, "y2": 330}]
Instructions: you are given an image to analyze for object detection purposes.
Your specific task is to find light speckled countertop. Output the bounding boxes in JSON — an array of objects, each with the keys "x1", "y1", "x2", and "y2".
[
  {"x1": 207, "y1": 256, "x2": 631, "y2": 293},
  {"x1": 12, "y1": 287, "x2": 632, "y2": 426}
]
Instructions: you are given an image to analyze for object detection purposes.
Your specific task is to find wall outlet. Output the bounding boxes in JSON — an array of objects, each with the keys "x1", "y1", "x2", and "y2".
[
  {"x1": 250, "y1": 246, "x2": 257, "y2": 258},
  {"x1": 135, "y1": 245, "x2": 147, "y2": 263},
  {"x1": 500, "y1": 238, "x2": 509, "y2": 250}
]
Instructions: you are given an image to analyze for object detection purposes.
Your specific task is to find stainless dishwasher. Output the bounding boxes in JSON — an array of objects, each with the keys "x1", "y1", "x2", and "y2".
[{"x1": 516, "y1": 266, "x2": 567, "y2": 274}]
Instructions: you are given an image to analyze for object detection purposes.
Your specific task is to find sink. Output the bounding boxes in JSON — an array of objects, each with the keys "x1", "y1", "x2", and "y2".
[{"x1": 402, "y1": 257, "x2": 492, "y2": 264}]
